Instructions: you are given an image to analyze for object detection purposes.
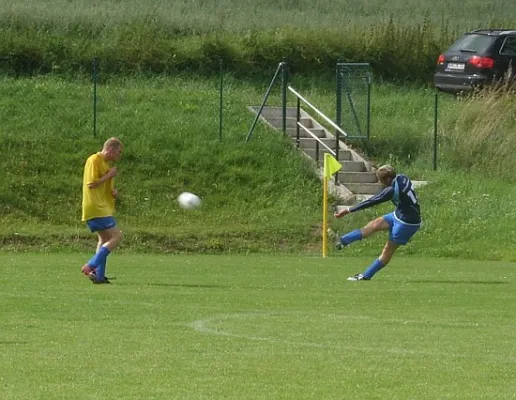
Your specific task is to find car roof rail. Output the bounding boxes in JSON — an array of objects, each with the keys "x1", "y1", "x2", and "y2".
[{"x1": 471, "y1": 28, "x2": 516, "y2": 35}]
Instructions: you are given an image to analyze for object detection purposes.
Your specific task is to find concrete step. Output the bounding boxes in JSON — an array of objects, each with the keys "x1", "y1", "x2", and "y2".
[
  {"x1": 340, "y1": 161, "x2": 367, "y2": 172},
  {"x1": 266, "y1": 117, "x2": 313, "y2": 129},
  {"x1": 343, "y1": 182, "x2": 383, "y2": 195},
  {"x1": 303, "y1": 148, "x2": 353, "y2": 161},
  {"x1": 337, "y1": 171, "x2": 377, "y2": 183},
  {"x1": 297, "y1": 137, "x2": 336, "y2": 150},
  {"x1": 286, "y1": 127, "x2": 326, "y2": 139},
  {"x1": 258, "y1": 106, "x2": 299, "y2": 118},
  {"x1": 336, "y1": 194, "x2": 374, "y2": 210}
]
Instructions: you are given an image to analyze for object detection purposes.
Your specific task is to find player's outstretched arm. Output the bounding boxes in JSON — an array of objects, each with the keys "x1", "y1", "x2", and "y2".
[
  {"x1": 335, "y1": 186, "x2": 394, "y2": 218},
  {"x1": 334, "y1": 206, "x2": 351, "y2": 218}
]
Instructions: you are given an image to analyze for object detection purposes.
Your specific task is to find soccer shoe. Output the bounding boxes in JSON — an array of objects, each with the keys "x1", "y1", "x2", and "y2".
[
  {"x1": 327, "y1": 228, "x2": 344, "y2": 250},
  {"x1": 87, "y1": 271, "x2": 112, "y2": 284},
  {"x1": 347, "y1": 273, "x2": 370, "y2": 281},
  {"x1": 92, "y1": 276, "x2": 111, "y2": 284}
]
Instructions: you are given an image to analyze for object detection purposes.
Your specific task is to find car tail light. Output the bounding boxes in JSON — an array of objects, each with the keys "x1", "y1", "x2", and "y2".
[
  {"x1": 437, "y1": 54, "x2": 445, "y2": 65},
  {"x1": 468, "y1": 56, "x2": 495, "y2": 69}
]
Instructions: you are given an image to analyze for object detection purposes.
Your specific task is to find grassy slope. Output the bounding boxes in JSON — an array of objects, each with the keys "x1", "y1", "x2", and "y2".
[
  {"x1": 1, "y1": 76, "x2": 516, "y2": 261},
  {"x1": 0, "y1": 75, "x2": 323, "y2": 252}
]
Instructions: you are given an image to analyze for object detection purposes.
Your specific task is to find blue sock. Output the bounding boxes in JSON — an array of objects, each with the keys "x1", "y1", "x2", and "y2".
[
  {"x1": 363, "y1": 259, "x2": 385, "y2": 279},
  {"x1": 96, "y1": 260, "x2": 107, "y2": 280},
  {"x1": 87, "y1": 246, "x2": 111, "y2": 270},
  {"x1": 340, "y1": 229, "x2": 363, "y2": 246}
]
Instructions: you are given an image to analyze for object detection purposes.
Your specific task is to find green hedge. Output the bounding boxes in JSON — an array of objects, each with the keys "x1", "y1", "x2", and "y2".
[{"x1": 0, "y1": 17, "x2": 458, "y2": 82}]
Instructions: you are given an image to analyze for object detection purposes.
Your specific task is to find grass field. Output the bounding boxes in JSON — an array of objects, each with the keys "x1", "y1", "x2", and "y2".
[{"x1": 1, "y1": 253, "x2": 515, "y2": 399}]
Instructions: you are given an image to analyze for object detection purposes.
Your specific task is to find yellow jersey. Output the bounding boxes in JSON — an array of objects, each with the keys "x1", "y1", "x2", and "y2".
[{"x1": 82, "y1": 152, "x2": 115, "y2": 221}]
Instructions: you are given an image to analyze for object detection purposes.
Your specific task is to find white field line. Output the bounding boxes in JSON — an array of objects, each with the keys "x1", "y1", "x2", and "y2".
[{"x1": 187, "y1": 311, "x2": 514, "y2": 361}]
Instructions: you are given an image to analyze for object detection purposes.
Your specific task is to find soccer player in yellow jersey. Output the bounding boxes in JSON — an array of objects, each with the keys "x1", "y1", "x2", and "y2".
[{"x1": 80, "y1": 137, "x2": 123, "y2": 284}]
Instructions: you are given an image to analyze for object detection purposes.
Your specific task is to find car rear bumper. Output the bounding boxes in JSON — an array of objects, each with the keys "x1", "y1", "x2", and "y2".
[{"x1": 434, "y1": 72, "x2": 488, "y2": 93}]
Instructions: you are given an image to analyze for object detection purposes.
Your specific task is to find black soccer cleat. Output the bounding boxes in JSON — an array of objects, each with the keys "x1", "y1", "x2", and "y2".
[
  {"x1": 92, "y1": 276, "x2": 111, "y2": 284},
  {"x1": 87, "y1": 272, "x2": 113, "y2": 284}
]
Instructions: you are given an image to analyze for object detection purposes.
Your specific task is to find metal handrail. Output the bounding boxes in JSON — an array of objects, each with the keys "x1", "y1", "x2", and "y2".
[
  {"x1": 288, "y1": 86, "x2": 348, "y2": 138},
  {"x1": 296, "y1": 122, "x2": 336, "y2": 165}
]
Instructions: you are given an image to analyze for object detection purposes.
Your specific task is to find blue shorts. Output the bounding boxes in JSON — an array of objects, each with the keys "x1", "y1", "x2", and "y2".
[
  {"x1": 86, "y1": 217, "x2": 117, "y2": 233},
  {"x1": 382, "y1": 212, "x2": 420, "y2": 245}
]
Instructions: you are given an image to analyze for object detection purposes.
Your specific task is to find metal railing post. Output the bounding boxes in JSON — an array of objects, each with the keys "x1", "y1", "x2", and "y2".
[
  {"x1": 296, "y1": 97, "x2": 301, "y2": 148},
  {"x1": 281, "y1": 61, "x2": 288, "y2": 135}
]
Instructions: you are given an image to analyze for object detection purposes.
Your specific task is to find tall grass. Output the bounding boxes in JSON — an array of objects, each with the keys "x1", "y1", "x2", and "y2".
[
  {"x1": 440, "y1": 86, "x2": 516, "y2": 180},
  {"x1": 1, "y1": 0, "x2": 514, "y2": 33},
  {"x1": 1, "y1": 1, "x2": 515, "y2": 81}
]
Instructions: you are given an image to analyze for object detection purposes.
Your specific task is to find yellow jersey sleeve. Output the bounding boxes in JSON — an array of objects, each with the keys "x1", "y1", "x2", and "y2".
[{"x1": 81, "y1": 153, "x2": 116, "y2": 221}]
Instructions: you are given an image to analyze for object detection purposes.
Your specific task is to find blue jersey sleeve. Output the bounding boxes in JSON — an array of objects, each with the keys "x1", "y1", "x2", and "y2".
[{"x1": 349, "y1": 186, "x2": 394, "y2": 213}]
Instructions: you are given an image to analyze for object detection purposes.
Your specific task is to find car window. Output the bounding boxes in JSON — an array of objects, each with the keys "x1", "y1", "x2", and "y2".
[
  {"x1": 448, "y1": 34, "x2": 495, "y2": 53},
  {"x1": 500, "y1": 37, "x2": 516, "y2": 55}
]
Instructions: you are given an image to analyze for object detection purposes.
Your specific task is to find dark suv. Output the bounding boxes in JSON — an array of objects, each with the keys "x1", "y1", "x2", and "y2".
[{"x1": 434, "y1": 29, "x2": 516, "y2": 93}]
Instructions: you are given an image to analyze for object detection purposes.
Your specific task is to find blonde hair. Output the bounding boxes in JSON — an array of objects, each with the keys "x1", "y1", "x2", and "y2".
[
  {"x1": 376, "y1": 164, "x2": 396, "y2": 185},
  {"x1": 102, "y1": 137, "x2": 123, "y2": 151}
]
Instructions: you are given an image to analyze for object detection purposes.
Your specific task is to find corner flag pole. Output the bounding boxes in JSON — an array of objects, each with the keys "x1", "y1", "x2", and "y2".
[
  {"x1": 322, "y1": 174, "x2": 329, "y2": 257},
  {"x1": 322, "y1": 153, "x2": 342, "y2": 257}
]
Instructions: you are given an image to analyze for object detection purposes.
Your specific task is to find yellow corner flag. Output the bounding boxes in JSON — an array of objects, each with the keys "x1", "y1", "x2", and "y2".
[
  {"x1": 322, "y1": 154, "x2": 341, "y2": 258},
  {"x1": 324, "y1": 153, "x2": 342, "y2": 180}
]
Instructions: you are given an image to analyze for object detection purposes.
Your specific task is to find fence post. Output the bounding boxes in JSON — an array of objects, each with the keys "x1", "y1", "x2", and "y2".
[
  {"x1": 335, "y1": 61, "x2": 342, "y2": 133},
  {"x1": 92, "y1": 57, "x2": 98, "y2": 138},
  {"x1": 219, "y1": 58, "x2": 223, "y2": 142},
  {"x1": 433, "y1": 91, "x2": 438, "y2": 171},
  {"x1": 366, "y1": 71, "x2": 372, "y2": 140},
  {"x1": 335, "y1": 62, "x2": 342, "y2": 186}
]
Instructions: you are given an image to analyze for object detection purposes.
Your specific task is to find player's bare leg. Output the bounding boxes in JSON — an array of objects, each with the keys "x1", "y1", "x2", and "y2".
[
  {"x1": 82, "y1": 230, "x2": 110, "y2": 276},
  {"x1": 335, "y1": 216, "x2": 389, "y2": 249},
  {"x1": 360, "y1": 216, "x2": 390, "y2": 238},
  {"x1": 82, "y1": 227, "x2": 122, "y2": 282},
  {"x1": 348, "y1": 240, "x2": 400, "y2": 281},
  {"x1": 378, "y1": 240, "x2": 399, "y2": 265}
]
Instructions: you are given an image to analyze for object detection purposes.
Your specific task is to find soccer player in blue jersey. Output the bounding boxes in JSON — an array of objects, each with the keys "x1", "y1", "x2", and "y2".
[
  {"x1": 333, "y1": 165, "x2": 421, "y2": 281},
  {"x1": 80, "y1": 137, "x2": 124, "y2": 284}
]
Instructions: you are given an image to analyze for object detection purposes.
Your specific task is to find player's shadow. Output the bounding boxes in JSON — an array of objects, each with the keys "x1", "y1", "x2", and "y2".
[
  {"x1": 149, "y1": 283, "x2": 227, "y2": 288},
  {"x1": 118, "y1": 282, "x2": 228, "y2": 288},
  {"x1": 0, "y1": 341, "x2": 28, "y2": 345},
  {"x1": 409, "y1": 279, "x2": 508, "y2": 285}
]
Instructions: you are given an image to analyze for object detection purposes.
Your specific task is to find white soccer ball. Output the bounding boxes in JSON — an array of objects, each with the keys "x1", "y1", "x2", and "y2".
[{"x1": 177, "y1": 192, "x2": 202, "y2": 210}]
